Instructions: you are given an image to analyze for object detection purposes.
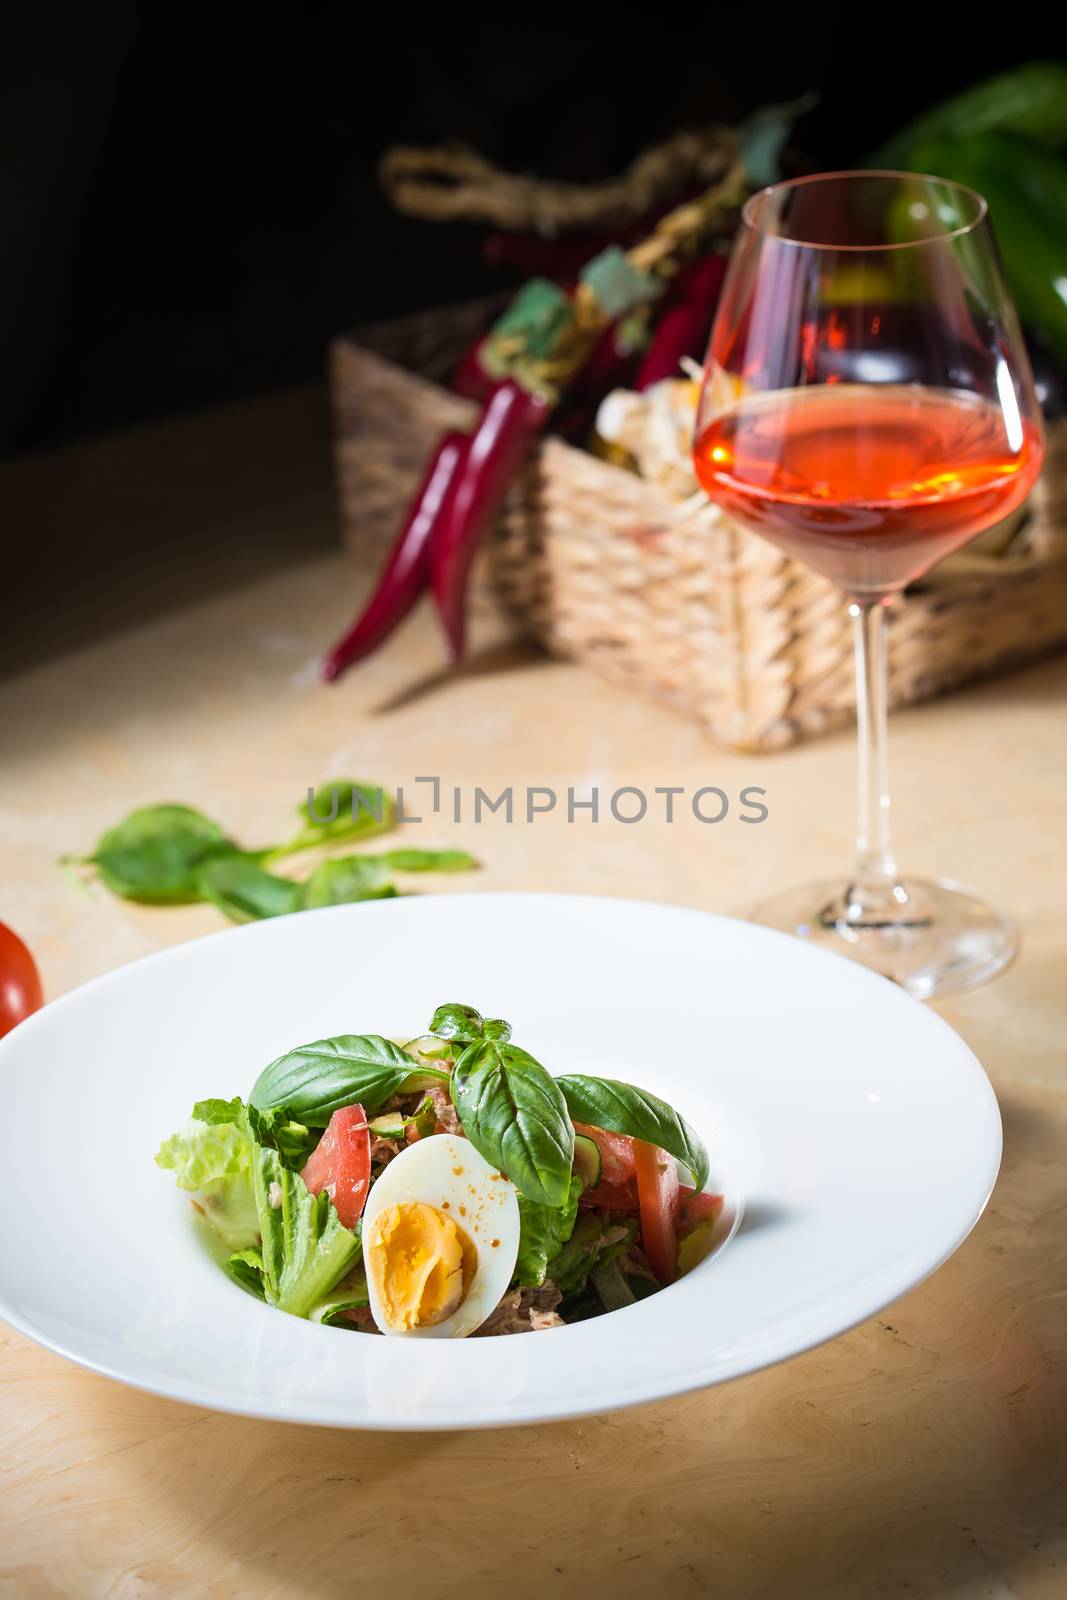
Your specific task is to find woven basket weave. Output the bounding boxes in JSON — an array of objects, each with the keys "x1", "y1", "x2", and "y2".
[{"x1": 331, "y1": 299, "x2": 1067, "y2": 751}]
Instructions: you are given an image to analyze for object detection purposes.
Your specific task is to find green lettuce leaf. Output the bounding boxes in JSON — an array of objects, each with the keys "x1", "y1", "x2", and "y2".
[
  {"x1": 227, "y1": 1247, "x2": 266, "y2": 1299},
  {"x1": 251, "y1": 1143, "x2": 360, "y2": 1318},
  {"x1": 192, "y1": 1096, "x2": 244, "y2": 1125},
  {"x1": 548, "y1": 1213, "x2": 635, "y2": 1296},
  {"x1": 591, "y1": 1252, "x2": 661, "y2": 1312},
  {"x1": 513, "y1": 1175, "x2": 581, "y2": 1287},
  {"x1": 155, "y1": 1111, "x2": 259, "y2": 1251},
  {"x1": 310, "y1": 1264, "x2": 371, "y2": 1325},
  {"x1": 244, "y1": 1103, "x2": 318, "y2": 1169}
]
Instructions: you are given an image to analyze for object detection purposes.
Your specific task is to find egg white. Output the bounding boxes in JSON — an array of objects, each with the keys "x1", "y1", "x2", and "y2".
[{"x1": 361, "y1": 1134, "x2": 520, "y2": 1338}]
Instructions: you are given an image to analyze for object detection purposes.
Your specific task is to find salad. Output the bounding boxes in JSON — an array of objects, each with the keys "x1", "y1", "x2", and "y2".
[{"x1": 156, "y1": 1001, "x2": 723, "y2": 1337}]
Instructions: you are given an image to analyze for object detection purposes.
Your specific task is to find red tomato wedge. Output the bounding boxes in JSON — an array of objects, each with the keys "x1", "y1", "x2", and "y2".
[
  {"x1": 574, "y1": 1121, "x2": 636, "y2": 1185},
  {"x1": 0, "y1": 921, "x2": 44, "y2": 1040},
  {"x1": 634, "y1": 1139, "x2": 680, "y2": 1285},
  {"x1": 301, "y1": 1103, "x2": 371, "y2": 1229},
  {"x1": 678, "y1": 1188, "x2": 724, "y2": 1237},
  {"x1": 580, "y1": 1179, "x2": 641, "y2": 1213}
]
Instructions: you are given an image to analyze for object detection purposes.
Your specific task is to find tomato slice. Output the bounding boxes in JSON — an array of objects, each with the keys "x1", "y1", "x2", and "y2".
[
  {"x1": 678, "y1": 1188, "x2": 724, "y2": 1237},
  {"x1": 633, "y1": 1139, "x2": 680, "y2": 1285},
  {"x1": 574, "y1": 1121, "x2": 636, "y2": 1185},
  {"x1": 301, "y1": 1103, "x2": 371, "y2": 1229},
  {"x1": 0, "y1": 922, "x2": 43, "y2": 1040},
  {"x1": 579, "y1": 1179, "x2": 641, "y2": 1212}
]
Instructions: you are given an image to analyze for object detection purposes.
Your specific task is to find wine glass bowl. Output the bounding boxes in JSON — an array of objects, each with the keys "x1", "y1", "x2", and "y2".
[{"x1": 693, "y1": 171, "x2": 1045, "y2": 997}]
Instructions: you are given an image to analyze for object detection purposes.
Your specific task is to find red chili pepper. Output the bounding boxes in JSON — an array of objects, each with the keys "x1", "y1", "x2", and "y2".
[
  {"x1": 430, "y1": 379, "x2": 552, "y2": 660},
  {"x1": 554, "y1": 320, "x2": 644, "y2": 442},
  {"x1": 635, "y1": 252, "x2": 728, "y2": 390},
  {"x1": 452, "y1": 336, "x2": 495, "y2": 402},
  {"x1": 321, "y1": 432, "x2": 468, "y2": 681}
]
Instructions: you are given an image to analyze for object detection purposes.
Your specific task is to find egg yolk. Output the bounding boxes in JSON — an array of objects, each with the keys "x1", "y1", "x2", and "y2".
[{"x1": 366, "y1": 1201, "x2": 476, "y2": 1330}]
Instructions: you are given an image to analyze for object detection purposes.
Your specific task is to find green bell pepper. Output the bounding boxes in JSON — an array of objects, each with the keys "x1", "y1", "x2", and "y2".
[{"x1": 875, "y1": 62, "x2": 1067, "y2": 168}]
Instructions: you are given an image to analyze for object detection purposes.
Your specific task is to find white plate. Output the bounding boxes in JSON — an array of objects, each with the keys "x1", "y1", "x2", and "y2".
[{"x1": 0, "y1": 893, "x2": 1000, "y2": 1430}]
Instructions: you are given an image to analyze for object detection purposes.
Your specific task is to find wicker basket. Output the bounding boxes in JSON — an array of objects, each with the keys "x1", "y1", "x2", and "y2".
[{"x1": 331, "y1": 299, "x2": 1067, "y2": 752}]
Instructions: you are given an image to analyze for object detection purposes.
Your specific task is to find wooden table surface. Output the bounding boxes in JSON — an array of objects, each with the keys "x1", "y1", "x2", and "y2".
[{"x1": 3, "y1": 389, "x2": 1066, "y2": 1599}]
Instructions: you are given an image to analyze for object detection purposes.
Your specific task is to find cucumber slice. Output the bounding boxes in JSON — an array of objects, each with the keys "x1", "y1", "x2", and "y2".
[
  {"x1": 403, "y1": 1034, "x2": 455, "y2": 1062},
  {"x1": 572, "y1": 1132, "x2": 602, "y2": 1190},
  {"x1": 410, "y1": 1095, "x2": 438, "y2": 1139},
  {"x1": 369, "y1": 1111, "x2": 406, "y2": 1139}
]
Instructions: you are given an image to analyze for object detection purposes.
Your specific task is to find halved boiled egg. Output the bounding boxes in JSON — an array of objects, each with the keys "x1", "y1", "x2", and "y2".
[{"x1": 361, "y1": 1134, "x2": 520, "y2": 1338}]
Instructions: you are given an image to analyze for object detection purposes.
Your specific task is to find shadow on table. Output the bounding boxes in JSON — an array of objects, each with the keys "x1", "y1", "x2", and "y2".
[
  {"x1": 370, "y1": 638, "x2": 549, "y2": 715},
  {"x1": 60, "y1": 1079, "x2": 1067, "y2": 1600},
  {"x1": 1, "y1": 385, "x2": 339, "y2": 680}
]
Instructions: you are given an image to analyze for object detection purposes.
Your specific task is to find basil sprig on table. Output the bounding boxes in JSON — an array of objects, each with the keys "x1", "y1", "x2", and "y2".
[
  {"x1": 249, "y1": 1034, "x2": 449, "y2": 1127},
  {"x1": 555, "y1": 1074, "x2": 710, "y2": 1193},
  {"x1": 79, "y1": 804, "x2": 235, "y2": 903},
  {"x1": 450, "y1": 1037, "x2": 575, "y2": 1209},
  {"x1": 298, "y1": 856, "x2": 398, "y2": 909},
  {"x1": 264, "y1": 781, "x2": 395, "y2": 861},
  {"x1": 66, "y1": 784, "x2": 478, "y2": 921},
  {"x1": 197, "y1": 855, "x2": 303, "y2": 922}
]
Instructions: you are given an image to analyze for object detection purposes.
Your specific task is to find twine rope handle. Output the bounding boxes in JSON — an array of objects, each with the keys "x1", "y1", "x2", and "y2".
[
  {"x1": 379, "y1": 125, "x2": 741, "y2": 234},
  {"x1": 533, "y1": 144, "x2": 748, "y2": 390}
]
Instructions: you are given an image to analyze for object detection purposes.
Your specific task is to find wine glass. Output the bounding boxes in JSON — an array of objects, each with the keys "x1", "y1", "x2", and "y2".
[{"x1": 693, "y1": 171, "x2": 1044, "y2": 997}]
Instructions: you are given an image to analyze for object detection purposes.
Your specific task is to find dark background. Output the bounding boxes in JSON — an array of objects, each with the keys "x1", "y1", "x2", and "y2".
[{"x1": 1, "y1": 7, "x2": 1060, "y2": 457}]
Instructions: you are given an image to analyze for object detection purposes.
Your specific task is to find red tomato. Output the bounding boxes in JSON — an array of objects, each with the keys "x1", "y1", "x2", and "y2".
[
  {"x1": 579, "y1": 1179, "x2": 641, "y2": 1212},
  {"x1": 301, "y1": 1103, "x2": 371, "y2": 1229},
  {"x1": 0, "y1": 922, "x2": 44, "y2": 1039},
  {"x1": 574, "y1": 1120, "x2": 636, "y2": 1185},
  {"x1": 678, "y1": 1189, "x2": 724, "y2": 1237},
  {"x1": 634, "y1": 1139, "x2": 680, "y2": 1286}
]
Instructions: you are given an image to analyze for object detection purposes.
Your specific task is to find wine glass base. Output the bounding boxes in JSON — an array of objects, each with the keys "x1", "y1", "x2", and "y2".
[{"x1": 750, "y1": 876, "x2": 1018, "y2": 1000}]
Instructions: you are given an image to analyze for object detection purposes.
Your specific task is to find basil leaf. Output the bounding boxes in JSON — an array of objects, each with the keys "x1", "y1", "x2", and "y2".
[
  {"x1": 249, "y1": 1034, "x2": 448, "y2": 1126},
  {"x1": 89, "y1": 804, "x2": 233, "y2": 902},
  {"x1": 380, "y1": 849, "x2": 478, "y2": 872},
  {"x1": 450, "y1": 1039, "x2": 574, "y2": 1208},
  {"x1": 513, "y1": 1174, "x2": 581, "y2": 1287},
  {"x1": 269, "y1": 781, "x2": 395, "y2": 860},
  {"x1": 555, "y1": 1074, "x2": 710, "y2": 1192},
  {"x1": 298, "y1": 855, "x2": 397, "y2": 909},
  {"x1": 198, "y1": 854, "x2": 301, "y2": 922},
  {"x1": 483, "y1": 1018, "x2": 512, "y2": 1042},
  {"x1": 429, "y1": 1002, "x2": 485, "y2": 1043}
]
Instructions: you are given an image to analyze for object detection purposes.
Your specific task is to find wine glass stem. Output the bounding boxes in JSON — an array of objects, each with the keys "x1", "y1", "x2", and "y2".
[{"x1": 850, "y1": 598, "x2": 900, "y2": 912}]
